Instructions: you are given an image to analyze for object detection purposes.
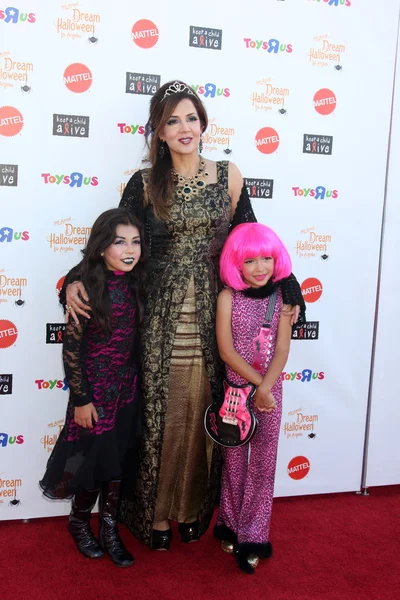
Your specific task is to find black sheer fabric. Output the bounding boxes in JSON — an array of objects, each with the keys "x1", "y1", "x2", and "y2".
[
  {"x1": 63, "y1": 318, "x2": 92, "y2": 407},
  {"x1": 229, "y1": 184, "x2": 257, "y2": 232}
]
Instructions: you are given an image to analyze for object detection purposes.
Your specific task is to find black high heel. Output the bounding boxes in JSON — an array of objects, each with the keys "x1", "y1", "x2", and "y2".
[
  {"x1": 152, "y1": 527, "x2": 172, "y2": 551},
  {"x1": 178, "y1": 519, "x2": 200, "y2": 543}
]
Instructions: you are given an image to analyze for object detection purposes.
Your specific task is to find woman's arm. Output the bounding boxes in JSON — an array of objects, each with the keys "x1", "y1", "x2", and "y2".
[
  {"x1": 216, "y1": 288, "x2": 263, "y2": 387},
  {"x1": 229, "y1": 175, "x2": 257, "y2": 231}
]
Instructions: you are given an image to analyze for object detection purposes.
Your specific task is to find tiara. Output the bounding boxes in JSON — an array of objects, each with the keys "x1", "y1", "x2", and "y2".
[{"x1": 162, "y1": 81, "x2": 194, "y2": 101}]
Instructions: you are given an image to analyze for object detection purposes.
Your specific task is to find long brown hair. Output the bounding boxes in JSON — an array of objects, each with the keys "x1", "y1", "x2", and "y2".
[
  {"x1": 144, "y1": 80, "x2": 208, "y2": 220},
  {"x1": 78, "y1": 208, "x2": 148, "y2": 332}
]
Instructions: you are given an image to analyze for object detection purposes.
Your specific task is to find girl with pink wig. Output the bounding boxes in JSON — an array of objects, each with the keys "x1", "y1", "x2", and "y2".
[{"x1": 214, "y1": 223, "x2": 296, "y2": 574}]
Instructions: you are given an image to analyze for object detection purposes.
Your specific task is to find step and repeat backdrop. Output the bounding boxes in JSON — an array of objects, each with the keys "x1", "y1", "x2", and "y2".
[
  {"x1": 1, "y1": 0, "x2": 400, "y2": 519},
  {"x1": 365, "y1": 33, "x2": 400, "y2": 489}
]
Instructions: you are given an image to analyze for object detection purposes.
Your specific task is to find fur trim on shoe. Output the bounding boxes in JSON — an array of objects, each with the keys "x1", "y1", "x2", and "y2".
[
  {"x1": 236, "y1": 541, "x2": 273, "y2": 574},
  {"x1": 213, "y1": 524, "x2": 237, "y2": 544}
]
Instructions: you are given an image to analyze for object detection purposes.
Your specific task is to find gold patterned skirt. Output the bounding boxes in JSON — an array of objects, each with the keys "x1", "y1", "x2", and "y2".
[{"x1": 154, "y1": 276, "x2": 213, "y2": 523}]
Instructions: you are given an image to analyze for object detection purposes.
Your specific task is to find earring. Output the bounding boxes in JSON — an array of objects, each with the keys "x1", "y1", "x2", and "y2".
[
  {"x1": 159, "y1": 141, "x2": 166, "y2": 158},
  {"x1": 199, "y1": 135, "x2": 203, "y2": 154},
  {"x1": 101, "y1": 252, "x2": 104, "y2": 256}
]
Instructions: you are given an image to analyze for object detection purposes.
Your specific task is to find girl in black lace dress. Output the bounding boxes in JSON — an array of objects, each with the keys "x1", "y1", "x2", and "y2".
[
  {"x1": 63, "y1": 81, "x2": 305, "y2": 550},
  {"x1": 40, "y1": 208, "x2": 146, "y2": 567}
]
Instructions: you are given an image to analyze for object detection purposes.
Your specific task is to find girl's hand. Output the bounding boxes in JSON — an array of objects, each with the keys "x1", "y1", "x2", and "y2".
[
  {"x1": 66, "y1": 282, "x2": 91, "y2": 324},
  {"x1": 255, "y1": 387, "x2": 276, "y2": 413},
  {"x1": 281, "y1": 304, "x2": 300, "y2": 326},
  {"x1": 74, "y1": 403, "x2": 98, "y2": 429}
]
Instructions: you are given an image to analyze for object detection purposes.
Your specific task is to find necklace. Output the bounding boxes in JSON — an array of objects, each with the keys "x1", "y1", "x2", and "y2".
[{"x1": 172, "y1": 157, "x2": 209, "y2": 201}]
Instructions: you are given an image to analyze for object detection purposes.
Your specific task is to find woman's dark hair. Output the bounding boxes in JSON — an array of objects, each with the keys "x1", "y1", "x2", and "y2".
[
  {"x1": 144, "y1": 80, "x2": 208, "y2": 220},
  {"x1": 77, "y1": 208, "x2": 147, "y2": 332}
]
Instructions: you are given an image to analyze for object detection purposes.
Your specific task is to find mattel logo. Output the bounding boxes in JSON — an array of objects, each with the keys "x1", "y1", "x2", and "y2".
[
  {"x1": 288, "y1": 456, "x2": 310, "y2": 480},
  {"x1": 53, "y1": 114, "x2": 90, "y2": 138},
  {"x1": 313, "y1": 89, "x2": 336, "y2": 115},
  {"x1": 0, "y1": 164, "x2": 18, "y2": 186},
  {"x1": 292, "y1": 321, "x2": 319, "y2": 340},
  {"x1": 131, "y1": 19, "x2": 159, "y2": 48},
  {"x1": 46, "y1": 323, "x2": 66, "y2": 344},
  {"x1": 189, "y1": 26, "x2": 222, "y2": 50},
  {"x1": 255, "y1": 127, "x2": 279, "y2": 154},
  {"x1": 0, "y1": 374, "x2": 13, "y2": 395},
  {"x1": 301, "y1": 278, "x2": 323, "y2": 303},
  {"x1": 0, "y1": 319, "x2": 18, "y2": 348},
  {"x1": 244, "y1": 178, "x2": 274, "y2": 199},
  {"x1": 126, "y1": 72, "x2": 160, "y2": 95}
]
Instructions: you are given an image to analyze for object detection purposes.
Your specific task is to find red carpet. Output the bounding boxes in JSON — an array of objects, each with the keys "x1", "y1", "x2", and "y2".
[{"x1": 1, "y1": 486, "x2": 399, "y2": 600}]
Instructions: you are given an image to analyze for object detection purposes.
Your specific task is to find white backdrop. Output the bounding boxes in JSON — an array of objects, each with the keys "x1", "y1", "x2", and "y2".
[
  {"x1": 1, "y1": 0, "x2": 400, "y2": 520},
  {"x1": 365, "y1": 19, "x2": 400, "y2": 488}
]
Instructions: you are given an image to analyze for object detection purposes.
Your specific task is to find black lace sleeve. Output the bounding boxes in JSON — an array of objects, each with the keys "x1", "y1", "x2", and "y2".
[
  {"x1": 63, "y1": 318, "x2": 93, "y2": 407},
  {"x1": 119, "y1": 170, "x2": 145, "y2": 220},
  {"x1": 229, "y1": 184, "x2": 257, "y2": 232},
  {"x1": 279, "y1": 274, "x2": 306, "y2": 324},
  {"x1": 119, "y1": 169, "x2": 152, "y2": 251},
  {"x1": 230, "y1": 184, "x2": 306, "y2": 322}
]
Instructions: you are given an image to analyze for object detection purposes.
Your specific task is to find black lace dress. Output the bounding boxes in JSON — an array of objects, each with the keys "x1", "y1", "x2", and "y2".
[
  {"x1": 41, "y1": 272, "x2": 141, "y2": 499},
  {"x1": 116, "y1": 161, "x2": 305, "y2": 546}
]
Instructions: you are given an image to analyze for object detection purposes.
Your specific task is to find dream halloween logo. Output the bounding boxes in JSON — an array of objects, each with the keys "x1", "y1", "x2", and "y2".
[{"x1": 0, "y1": 51, "x2": 34, "y2": 90}]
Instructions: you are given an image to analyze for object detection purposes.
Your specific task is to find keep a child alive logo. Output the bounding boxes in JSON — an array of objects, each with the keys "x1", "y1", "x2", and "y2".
[
  {"x1": 125, "y1": 72, "x2": 160, "y2": 95},
  {"x1": 244, "y1": 178, "x2": 274, "y2": 199},
  {"x1": 0, "y1": 374, "x2": 13, "y2": 394},
  {"x1": 303, "y1": 134, "x2": 333, "y2": 155},
  {"x1": 46, "y1": 323, "x2": 66, "y2": 344},
  {"x1": 189, "y1": 26, "x2": 222, "y2": 50},
  {"x1": 53, "y1": 114, "x2": 90, "y2": 138},
  {"x1": 292, "y1": 322, "x2": 319, "y2": 340},
  {"x1": 0, "y1": 164, "x2": 18, "y2": 186}
]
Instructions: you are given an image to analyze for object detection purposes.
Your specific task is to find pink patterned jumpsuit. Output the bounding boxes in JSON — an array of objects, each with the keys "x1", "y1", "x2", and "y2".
[{"x1": 217, "y1": 288, "x2": 283, "y2": 546}]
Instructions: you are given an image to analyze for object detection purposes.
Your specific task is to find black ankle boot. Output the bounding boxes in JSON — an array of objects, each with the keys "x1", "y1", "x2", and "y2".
[
  {"x1": 152, "y1": 527, "x2": 172, "y2": 550},
  {"x1": 98, "y1": 480, "x2": 134, "y2": 567},
  {"x1": 68, "y1": 488, "x2": 104, "y2": 559},
  {"x1": 178, "y1": 519, "x2": 200, "y2": 543}
]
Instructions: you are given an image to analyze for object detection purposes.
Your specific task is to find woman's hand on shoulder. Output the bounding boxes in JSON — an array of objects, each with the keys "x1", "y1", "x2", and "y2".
[
  {"x1": 66, "y1": 282, "x2": 91, "y2": 324},
  {"x1": 228, "y1": 162, "x2": 244, "y2": 217},
  {"x1": 281, "y1": 303, "x2": 301, "y2": 326}
]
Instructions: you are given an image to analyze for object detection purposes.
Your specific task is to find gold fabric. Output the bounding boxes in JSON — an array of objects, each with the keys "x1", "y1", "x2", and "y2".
[
  {"x1": 119, "y1": 161, "x2": 231, "y2": 546},
  {"x1": 154, "y1": 276, "x2": 213, "y2": 523}
]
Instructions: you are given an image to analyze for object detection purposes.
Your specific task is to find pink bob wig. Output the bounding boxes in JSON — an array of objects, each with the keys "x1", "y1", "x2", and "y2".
[{"x1": 220, "y1": 223, "x2": 292, "y2": 291}]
